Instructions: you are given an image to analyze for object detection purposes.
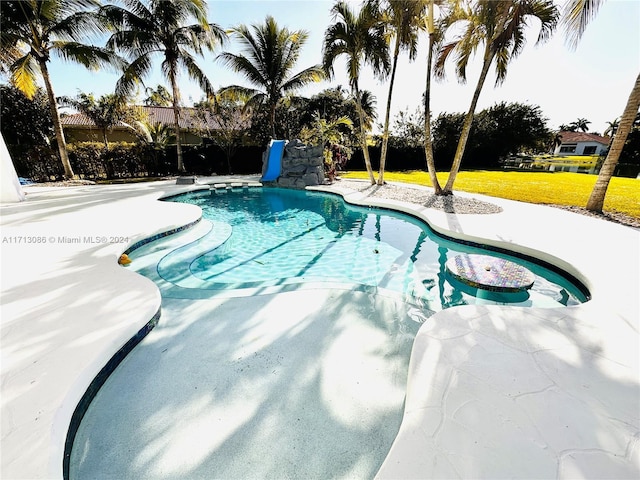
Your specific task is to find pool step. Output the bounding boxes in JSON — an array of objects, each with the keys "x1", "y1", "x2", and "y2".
[{"x1": 209, "y1": 181, "x2": 262, "y2": 191}]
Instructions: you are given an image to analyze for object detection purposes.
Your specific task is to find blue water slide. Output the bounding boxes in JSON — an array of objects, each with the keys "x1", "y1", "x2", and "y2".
[{"x1": 261, "y1": 139, "x2": 286, "y2": 181}]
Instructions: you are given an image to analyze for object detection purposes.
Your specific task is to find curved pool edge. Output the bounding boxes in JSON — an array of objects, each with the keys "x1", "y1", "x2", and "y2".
[{"x1": 309, "y1": 181, "x2": 639, "y2": 479}]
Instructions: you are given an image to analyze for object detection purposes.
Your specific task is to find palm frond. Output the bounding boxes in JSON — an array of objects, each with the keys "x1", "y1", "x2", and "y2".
[
  {"x1": 561, "y1": 0, "x2": 604, "y2": 49},
  {"x1": 10, "y1": 53, "x2": 39, "y2": 99}
]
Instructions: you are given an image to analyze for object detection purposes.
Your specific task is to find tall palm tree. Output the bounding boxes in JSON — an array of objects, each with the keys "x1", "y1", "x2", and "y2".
[
  {"x1": 101, "y1": 0, "x2": 226, "y2": 172},
  {"x1": 424, "y1": 0, "x2": 447, "y2": 194},
  {"x1": 586, "y1": 74, "x2": 639, "y2": 212},
  {"x1": 217, "y1": 16, "x2": 324, "y2": 139},
  {"x1": 561, "y1": 1, "x2": 640, "y2": 212},
  {"x1": 0, "y1": 0, "x2": 123, "y2": 178},
  {"x1": 376, "y1": 0, "x2": 423, "y2": 185},
  {"x1": 435, "y1": 0, "x2": 558, "y2": 194},
  {"x1": 323, "y1": 0, "x2": 390, "y2": 185}
]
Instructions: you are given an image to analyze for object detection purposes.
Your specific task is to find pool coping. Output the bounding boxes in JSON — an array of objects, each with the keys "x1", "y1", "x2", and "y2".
[{"x1": 1, "y1": 176, "x2": 638, "y2": 479}]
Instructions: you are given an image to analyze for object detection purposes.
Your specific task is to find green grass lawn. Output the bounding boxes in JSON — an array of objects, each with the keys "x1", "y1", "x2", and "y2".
[{"x1": 342, "y1": 170, "x2": 640, "y2": 220}]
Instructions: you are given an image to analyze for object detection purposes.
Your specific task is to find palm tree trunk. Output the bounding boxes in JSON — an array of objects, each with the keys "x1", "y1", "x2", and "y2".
[
  {"x1": 270, "y1": 102, "x2": 277, "y2": 138},
  {"x1": 39, "y1": 59, "x2": 74, "y2": 178},
  {"x1": 354, "y1": 84, "x2": 376, "y2": 185},
  {"x1": 443, "y1": 49, "x2": 494, "y2": 194},
  {"x1": 586, "y1": 72, "x2": 640, "y2": 212},
  {"x1": 102, "y1": 130, "x2": 109, "y2": 150},
  {"x1": 169, "y1": 71, "x2": 185, "y2": 173},
  {"x1": 378, "y1": 37, "x2": 401, "y2": 186},
  {"x1": 424, "y1": 31, "x2": 442, "y2": 195}
]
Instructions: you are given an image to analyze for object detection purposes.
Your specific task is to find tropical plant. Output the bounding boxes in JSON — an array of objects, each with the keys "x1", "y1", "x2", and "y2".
[
  {"x1": 323, "y1": 0, "x2": 390, "y2": 184},
  {"x1": 101, "y1": 0, "x2": 227, "y2": 172},
  {"x1": 0, "y1": 0, "x2": 123, "y2": 178},
  {"x1": 560, "y1": 0, "x2": 640, "y2": 212},
  {"x1": 376, "y1": 0, "x2": 423, "y2": 185},
  {"x1": 299, "y1": 112, "x2": 354, "y2": 147},
  {"x1": 59, "y1": 92, "x2": 141, "y2": 149},
  {"x1": 603, "y1": 118, "x2": 619, "y2": 137},
  {"x1": 435, "y1": 0, "x2": 558, "y2": 194},
  {"x1": 217, "y1": 15, "x2": 324, "y2": 139},
  {"x1": 570, "y1": 117, "x2": 590, "y2": 132},
  {"x1": 144, "y1": 84, "x2": 173, "y2": 107}
]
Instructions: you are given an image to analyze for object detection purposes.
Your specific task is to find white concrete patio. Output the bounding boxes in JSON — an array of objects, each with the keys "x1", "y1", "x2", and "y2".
[{"x1": 1, "y1": 176, "x2": 638, "y2": 479}]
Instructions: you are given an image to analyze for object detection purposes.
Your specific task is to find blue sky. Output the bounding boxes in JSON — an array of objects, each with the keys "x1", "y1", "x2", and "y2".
[{"x1": 44, "y1": 0, "x2": 640, "y2": 135}]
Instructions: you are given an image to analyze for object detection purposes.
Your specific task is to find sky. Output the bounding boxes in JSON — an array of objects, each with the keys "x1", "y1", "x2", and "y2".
[{"x1": 42, "y1": 0, "x2": 640, "y2": 135}]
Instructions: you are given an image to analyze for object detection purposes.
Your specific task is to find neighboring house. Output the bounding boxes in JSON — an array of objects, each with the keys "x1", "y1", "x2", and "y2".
[
  {"x1": 554, "y1": 131, "x2": 610, "y2": 156},
  {"x1": 61, "y1": 106, "x2": 240, "y2": 145}
]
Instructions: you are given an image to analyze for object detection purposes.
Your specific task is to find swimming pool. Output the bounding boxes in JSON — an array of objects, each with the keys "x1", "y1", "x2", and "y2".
[
  {"x1": 160, "y1": 187, "x2": 586, "y2": 310},
  {"x1": 69, "y1": 186, "x2": 588, "y2": 479}
]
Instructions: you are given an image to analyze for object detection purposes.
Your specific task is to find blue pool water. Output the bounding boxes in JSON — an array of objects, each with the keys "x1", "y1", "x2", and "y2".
[{"x1": 164, "y1": 187, "x2": 586, "y2": 311}]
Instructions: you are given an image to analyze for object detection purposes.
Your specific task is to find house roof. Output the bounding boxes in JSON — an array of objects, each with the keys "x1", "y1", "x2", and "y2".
[
  {"x1": 560, "y1": 131, "x2": 610, "y2": 145},
  {"x1": 61, "y1": 106, "x2": 242, "y2": 131}
]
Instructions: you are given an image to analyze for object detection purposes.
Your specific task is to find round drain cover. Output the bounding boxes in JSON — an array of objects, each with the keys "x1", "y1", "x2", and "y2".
[{"x1": 446, "y1": 254, "x2": 535, "y2": 293}]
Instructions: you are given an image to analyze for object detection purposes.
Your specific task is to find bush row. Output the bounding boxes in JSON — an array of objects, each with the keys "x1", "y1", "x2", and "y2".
[{"x1": 9, "y1": 142, "x2": 266, "y2": 181}]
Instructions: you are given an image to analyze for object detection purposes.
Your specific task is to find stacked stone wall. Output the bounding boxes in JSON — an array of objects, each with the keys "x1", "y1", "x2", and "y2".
[{"x1": 273, "y1": 140, "x2": 325, "y2": 188}]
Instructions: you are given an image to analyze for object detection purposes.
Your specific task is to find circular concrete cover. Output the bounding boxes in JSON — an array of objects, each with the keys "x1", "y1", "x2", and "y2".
[{"x1": 446, "y1": 254, "x2": 535, "y2": 293}]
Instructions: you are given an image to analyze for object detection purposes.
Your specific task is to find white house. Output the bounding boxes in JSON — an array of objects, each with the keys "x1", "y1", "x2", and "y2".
[{"x1": 554, "y1": 131, "x2": 610, "y2": 156}]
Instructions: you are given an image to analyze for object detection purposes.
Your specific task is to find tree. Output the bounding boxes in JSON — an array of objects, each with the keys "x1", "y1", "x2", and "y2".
[
  {"x1": 423, "y1": 0, "x2": 448, "y2": 194},
  {"x1": 323, "y1": 0, "x2": 390, "y2": 185},
  {"x1": 144, "y1": 85, "x2": 173, "y2": 107},
  {"x1": 217, "y1": 16, "x2": 324, "y2": 139},
  {"x1": 435, "y1": 0, "x2": 558, "y2": 194},
  {"x1": 603, "y1": 118, "x2": 619, "y2": 137},
  {"x1": 194, "y1": 93, "x2": 250, "y2": 174},
  {"x1": 376, "y1": 0, "x2": 423, "y2": 185},
  {"x1": 389, "y1": 107, "x2": 425, "y2": 149},
  {"x1": 0, "y1": 0, "x2": 123, "y2": 178},
  {"x1": 102, "y1": 0, "x2": 226, "y2": 172},
  {"x1": 60, "y1": 92, "x2": 140, "y2": 149},
  {"x1": 570, "y1": 117, "x2": 590, "y2": 132},
  {"x1": 432, "y1": 102, "x2": 551, "y2": 169},
  {"x1": 586, "y1": 74, "x2": 640, "y2": 211},
  {"x1": 560, "y1": 0, "x2": 640, "y2": 212},
  {"x1": 0, "y1": 84, "x2": 53, "y2": 148}
]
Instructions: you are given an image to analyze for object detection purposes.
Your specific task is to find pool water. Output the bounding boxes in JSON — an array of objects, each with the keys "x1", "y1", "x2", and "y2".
[{"x1": 164, "y1": 187, "x2": 586, "y2": 311}]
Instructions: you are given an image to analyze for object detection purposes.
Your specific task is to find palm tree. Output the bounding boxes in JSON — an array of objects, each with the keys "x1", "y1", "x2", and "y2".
[
  {"x1": 101, "y1": 0, "x2": 226, "y2": 173},
  {"x1": 217, "y1": 16, "x2": 324, "y2": 139},
  {"x1": 424, "y1": 0, "x2": 447, "y2": 194},
  {"x1": 376, "y1": 0, "x2": 423, "y2": 185},
  {"x1": 60, "y1": 92, "x2": 138, "y2": 149},
  {"x1": 323, "y1": 0, "x2": 390, "y2": 185},
  {"x1": 586, "y1": 74, "x2": 639, "y2": 211},
  {"x1": 435, "y1": 0, "x2": 558, "y2": 194},
  {"x1": 0, "y1": 0, "x2": 123, "y2": 178},
  {"x1": 561, "y1": 0, "x2": 640, "y2": 213},
  {"x1": 570, "y1": 117, "x2": 590, "y2": 132},
  {"x1": 603, "y1": 118, "x2": 619, "y2": 137}
]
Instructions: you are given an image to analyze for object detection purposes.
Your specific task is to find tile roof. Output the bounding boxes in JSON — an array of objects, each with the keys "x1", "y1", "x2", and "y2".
[
  {"x1": 61, "y1": 106, "x2": 241, "y2": 130},
  {"x1": 560, "y1": 131, "x2": 610, "y2": 145}
]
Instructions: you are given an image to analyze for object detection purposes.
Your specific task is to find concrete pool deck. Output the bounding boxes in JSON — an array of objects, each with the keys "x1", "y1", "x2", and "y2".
[{"x1": 1, "y1": 176, "x2": 638, "y2": 479}]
